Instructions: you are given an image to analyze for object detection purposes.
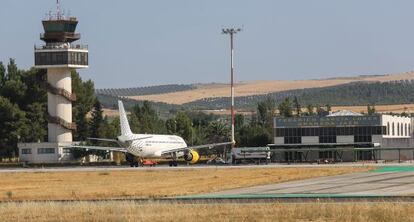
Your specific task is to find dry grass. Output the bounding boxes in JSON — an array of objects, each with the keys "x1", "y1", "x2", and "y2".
[
  {"x1": 0, "y1": 201, "x2": 413, "y2": 222},
  {"x1": 127, "y1": 71, "x2": 414, "y2": 104},
  {"x1": 331, "y1": 104, "x2": 414, "y2": 114},
  {"x1": 0, "y1": 167, "x2": 371, "y2": 201}
]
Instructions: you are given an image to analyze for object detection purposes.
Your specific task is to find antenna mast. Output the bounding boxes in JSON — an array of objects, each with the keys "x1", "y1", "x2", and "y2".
[{"x1": 56, "y1": 0, "x2": 62, "y2": 19}]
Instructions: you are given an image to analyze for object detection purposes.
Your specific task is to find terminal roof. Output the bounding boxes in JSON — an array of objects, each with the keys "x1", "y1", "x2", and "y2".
[{"x1": 327, "y1": 110, "x2": 363, "y2": 117}]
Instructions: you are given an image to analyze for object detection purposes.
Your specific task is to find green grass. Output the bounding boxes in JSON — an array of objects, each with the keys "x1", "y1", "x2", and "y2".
[{"x1": 372, "y1": 166, "x2": 414, "y2": 173}]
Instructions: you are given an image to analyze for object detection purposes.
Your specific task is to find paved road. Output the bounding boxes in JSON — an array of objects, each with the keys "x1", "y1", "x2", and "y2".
[
  {"x1": 0, "y1": 162, "x2": 414, "y2": 173},
  {"x1": 208, "y1": 170, "x2": 414, "y2": 196},
  {"x1": 0, "y1": 162, "x2": 409, "y2": 172}
]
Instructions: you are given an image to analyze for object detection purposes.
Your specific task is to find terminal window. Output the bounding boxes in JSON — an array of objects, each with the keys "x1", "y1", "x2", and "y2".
[
  {"x1": 38, "y1": 148, "x2": 55, "y2": 154},
  {"x1": 21, "y1": 149, "x2": 32, "y2": 155},
  {"x1": 63, "y1": 148, "x2": 71, "y2": 154}
]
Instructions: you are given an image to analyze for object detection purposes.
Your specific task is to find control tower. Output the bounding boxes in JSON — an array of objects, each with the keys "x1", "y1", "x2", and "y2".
[
  {"x1": 35, "y1": 2, "x2": 88, "y2": 143},
  {"x1": 18, "y1": 1, "x2": 88, "y2": 163}
]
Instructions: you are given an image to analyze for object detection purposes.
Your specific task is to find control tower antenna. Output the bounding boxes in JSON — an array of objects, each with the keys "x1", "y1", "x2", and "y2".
[{"x1": 56, "y1": 0, "x2": 62, "y2": 19}]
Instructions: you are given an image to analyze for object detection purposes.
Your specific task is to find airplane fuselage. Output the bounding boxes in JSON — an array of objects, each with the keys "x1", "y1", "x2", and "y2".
[{"x1": 120, "y1": 134, "x2": 187, "y2": 158}]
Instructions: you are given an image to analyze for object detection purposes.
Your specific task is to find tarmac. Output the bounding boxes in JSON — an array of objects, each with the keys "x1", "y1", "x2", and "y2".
[
  {"x1": 1, "y1": 164, "x2": 414, "y2": 202},
  {"x1": 1, "y1": 162, "x2": 414, "y2": 173},
  {"x1": 201, "y1": 166, "x2": 414, "y2": 197}
]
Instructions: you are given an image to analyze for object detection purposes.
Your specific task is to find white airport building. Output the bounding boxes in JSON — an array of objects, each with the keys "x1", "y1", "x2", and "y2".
[{"x1": 269, "y1": 110, "x2": 414, "y2": 162}]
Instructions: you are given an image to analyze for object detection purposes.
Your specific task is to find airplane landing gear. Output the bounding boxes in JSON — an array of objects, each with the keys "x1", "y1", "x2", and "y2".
[
  {"x1": 169, "y1": 152, "x2": 178, "y2": 167},
  {"x1": 169, "y1": 160, "x2": 178, "y2": 167},
  {"x1": 126, "y1": 153, "x2": 142, "y2": 167}
]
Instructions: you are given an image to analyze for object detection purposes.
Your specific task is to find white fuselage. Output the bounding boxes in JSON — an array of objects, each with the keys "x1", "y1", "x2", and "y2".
[{"x1": 120, "y1": 134, "x2": 187, "y2": 158}]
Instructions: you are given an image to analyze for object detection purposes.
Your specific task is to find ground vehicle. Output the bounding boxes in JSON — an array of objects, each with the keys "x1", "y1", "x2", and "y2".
[
  {"x1": 142, "y1": 160, "x2": 158, "y2": 167},
  {"x1": 206, "y1": 157, "x2": 227, "y2": 165},
  {"x1": 231, "y1": 147, "x2": 271, "y2": 164}
]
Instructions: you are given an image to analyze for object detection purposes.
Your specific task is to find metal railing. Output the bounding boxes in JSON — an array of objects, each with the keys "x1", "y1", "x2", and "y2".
[
  {"x1": 46, "y1": 83, "x2": 76, "y2": 102},
  {"x1": 47, "y1": 115, "x2": 77, "y2": 131},
  {"x1": 34, "y1": 43, "x2": 88, "y2": 50}
]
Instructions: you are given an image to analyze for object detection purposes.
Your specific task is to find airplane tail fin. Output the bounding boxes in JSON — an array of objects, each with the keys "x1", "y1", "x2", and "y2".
[{"x1": 118, "y1": 100, "x2": 133, "y2": 136}]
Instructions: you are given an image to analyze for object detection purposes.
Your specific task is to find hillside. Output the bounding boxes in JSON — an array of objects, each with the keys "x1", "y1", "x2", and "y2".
[
  {"x1": 124, "y1": 71, "x2": 414, "y2": 104},
  {"x1": 98, "y1": 80, "x2": 414, "y2": 115},
  {"x1": 96, "y1": 84, "x2": 195, "y2": 97},
  {"x1": 184, "y1": 81, "x2": 414, "y2": 110}
]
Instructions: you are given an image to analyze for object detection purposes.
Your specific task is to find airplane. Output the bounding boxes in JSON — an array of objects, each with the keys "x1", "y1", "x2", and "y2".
[{"x1": 66, "y1": 100, "x2": 233, "y2": 167}]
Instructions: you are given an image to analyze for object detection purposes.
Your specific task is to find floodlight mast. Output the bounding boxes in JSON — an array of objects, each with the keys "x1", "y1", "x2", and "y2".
[{"x1": 222, "y1": 27, "x2": 241, "y2": 160}]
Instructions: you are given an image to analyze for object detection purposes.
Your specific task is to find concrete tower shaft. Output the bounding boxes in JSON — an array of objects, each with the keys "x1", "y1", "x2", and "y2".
[{"x1": 47, "y1": 68, "x2": 73, "y2": 142}]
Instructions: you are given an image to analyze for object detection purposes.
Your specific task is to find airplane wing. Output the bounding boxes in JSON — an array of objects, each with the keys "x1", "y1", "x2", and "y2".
[
  {"x1": 87, "y1": 138, "x2": 119, "y2": 143},
  {"x1": 64, "y1": 145, "x2": 128, "y2": 153},
  {"x1": 161, "y1": 142, "x2": 233, "y2": 155}
]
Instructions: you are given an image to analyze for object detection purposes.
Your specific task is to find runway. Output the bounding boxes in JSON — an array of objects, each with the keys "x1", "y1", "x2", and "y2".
[
  {"x1": 0, "y1": 165, "x2": 413, "y2": 203},
  {"x1": 203, "y1": 166, "x2": 414, "y2": 197},
  {"x1": 0, "y1": 162, "x2": 414, "y2": 173}
]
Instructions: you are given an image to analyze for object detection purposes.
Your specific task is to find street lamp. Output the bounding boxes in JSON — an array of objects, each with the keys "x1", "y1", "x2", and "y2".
[{"x1": 222, "y1": 27, "x2": 241, "y2": 162}]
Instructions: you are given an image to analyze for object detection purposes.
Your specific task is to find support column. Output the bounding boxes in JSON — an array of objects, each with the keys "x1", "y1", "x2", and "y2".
[{"x1": 47, "y1": 68, "x2": 73, "y2": 142}]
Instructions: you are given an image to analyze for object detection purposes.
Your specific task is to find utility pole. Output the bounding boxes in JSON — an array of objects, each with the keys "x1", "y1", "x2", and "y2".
[{"x1": 222, "y1": 27, "x2": 241, "y2": 161}]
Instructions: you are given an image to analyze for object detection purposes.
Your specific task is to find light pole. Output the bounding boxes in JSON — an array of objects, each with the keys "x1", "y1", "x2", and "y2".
[{"x1": 222, "y1": 27, "x2": 241, "y2": 161}]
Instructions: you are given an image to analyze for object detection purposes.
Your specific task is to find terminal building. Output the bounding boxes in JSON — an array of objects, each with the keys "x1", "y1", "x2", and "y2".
[{"x1": 269, "y1": 110, "x2": 414, "y2": 162}]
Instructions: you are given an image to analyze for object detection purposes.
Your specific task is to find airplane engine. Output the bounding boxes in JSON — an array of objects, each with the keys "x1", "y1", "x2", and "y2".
[{"x1": 184, "y1": 150, "x2": 200, "y2": 164}]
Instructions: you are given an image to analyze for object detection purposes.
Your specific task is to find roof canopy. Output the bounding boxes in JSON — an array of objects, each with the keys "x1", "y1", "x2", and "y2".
[{"x1": 327, "y1": 110, "x2": 363, "y2": 117}]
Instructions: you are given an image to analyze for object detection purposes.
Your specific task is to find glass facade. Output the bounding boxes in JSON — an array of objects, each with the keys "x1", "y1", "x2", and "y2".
[
  {"x1": 275, "y1": 126, "x2": 385, "y2": 144},
  {"x1": 43, "y1": 20, "x2": 78, "y2": 33},
  {"x1": 35, "y1": 51, "x2": 88, "y2": 66}
]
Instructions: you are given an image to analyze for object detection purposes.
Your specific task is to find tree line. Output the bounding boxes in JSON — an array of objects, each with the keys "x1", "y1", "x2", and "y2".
[
  {"x1": 1, "y1": 59, "x2": 393, "y2": 159},
  {"x1": 0, "y1": 59, "x2": 275, "y2": 158}
]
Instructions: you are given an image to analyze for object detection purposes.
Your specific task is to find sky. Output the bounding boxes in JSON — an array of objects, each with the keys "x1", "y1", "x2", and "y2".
[{"x1": 1, "y1": 0, "x2": 414, "y2": 88}]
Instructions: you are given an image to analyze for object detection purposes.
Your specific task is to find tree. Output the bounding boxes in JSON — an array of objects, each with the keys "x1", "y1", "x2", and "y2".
[
  {"x1": 25, "y1": 102, "x2": 47, "y2": 142},
  {"x1": 278, "y1": 98, "x2": 293, "y2": 117},
  {"x1": 316, "y1": 105, "x2": 326, "y2": 115},
  {"x1": 257, "y1": 97, "x2": 276, "y2": 128},
  {"x1": 166, "y1": 118, "x2": 177, "y2": 134},
  {"x1": 293, "y1": 96, "x2": 301, "y2": 116},
  {"x1": 326, "y1": 104, "x2": 332, "y2": 112},
  {"x1": 367, "y1": 104, "x2": 376, "y2": 115},
  {"x1": 206, "y1": 121, "x2": 229, "y2": 156},
  {"x1": 75, "y1": 110, "x2": 89, "y2": 141},
  {"x1": 6, "y1": 58, "x2": 19, "y2": 81},
  {"x1": 306, "y1": 104, "x2": 314, "y2": 116},
  {"x1": 0, "y1": 62, "x2": 5, "y2": 87},
  {"x1": 20, "y1": 68, "x2": 47, "y2": 110},
  {"x1": 234, "y1": 114, "x2": 244, "y2": 130},
  {"x1": 72, "y1": 71, "x2": 96, "y2": 141},
  {"x1": 130, "y1": 101, "x2": 166, "y2": 134},
  {"x1": 0, "y1": 96, "x2": 28, "y2": 156},
  {"x1": 0, "y1": 79, "x2": 27, "y2": 106},
  {"x1": 237, "y1": 126, "x2": 271, "y2": 147},
  {"x1": 89, "y1": 99, "x2": 105, "y2": 143},
  {"x1": 206, "y1": 121, "x2": 229, "y2": 143},
  {"x1": 174, "y1": 112, "x2": 193, "y2": 143}
]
